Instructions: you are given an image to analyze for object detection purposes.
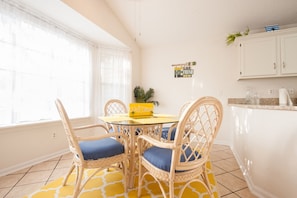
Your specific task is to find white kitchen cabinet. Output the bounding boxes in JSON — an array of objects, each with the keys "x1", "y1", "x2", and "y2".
[
  {"x1": 280, "y1": 33, "x2": 297, "y2": 75},
  {"x1": 238, "y1": 27, "x2": 297, "y2": 79}
]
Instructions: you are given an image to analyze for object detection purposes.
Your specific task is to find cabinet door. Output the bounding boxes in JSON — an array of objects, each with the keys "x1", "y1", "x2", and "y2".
[
  {"x1": 280, "y1": 33, "x2": 297, "y2": 74},
  {"x1": 239, "y1": 37, "x2": 278, "y2": 78}
]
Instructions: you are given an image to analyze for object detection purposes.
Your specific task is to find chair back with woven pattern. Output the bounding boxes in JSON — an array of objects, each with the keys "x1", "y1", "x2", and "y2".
[
  {"x1": 172, "y1": 96, "x2": 223, "y2": 172},
  {"x1": 55, "y1": 99, "x2": 83, "y2": 161},
  {"x1": 137, "y1": 96, "x2": 223, "y2": 198},
  {"x1": 104, "y1": 99, "x2": 127, "y2": 116}
]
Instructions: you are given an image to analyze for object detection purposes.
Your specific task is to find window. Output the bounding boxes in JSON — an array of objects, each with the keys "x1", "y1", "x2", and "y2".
[
  {"x1": 0, "y1": 1, "x2": 132, "y2": 126},
  {"x1": 99, "y1": 47, "x2": 132, "y2": 113},
  {"x1": 0, "y1": 1, "x2": 91, "y2": 125}
]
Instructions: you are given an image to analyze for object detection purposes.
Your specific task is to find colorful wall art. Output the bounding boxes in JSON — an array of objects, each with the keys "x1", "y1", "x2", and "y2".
[{"x1": 172, "y1": 61, "x2": 196, "y2": 78}]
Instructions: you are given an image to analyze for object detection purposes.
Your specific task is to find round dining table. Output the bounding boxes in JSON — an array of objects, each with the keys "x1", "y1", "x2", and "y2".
[{"x1": 99, "y1": 114, "x2": 179, "y2": 188}]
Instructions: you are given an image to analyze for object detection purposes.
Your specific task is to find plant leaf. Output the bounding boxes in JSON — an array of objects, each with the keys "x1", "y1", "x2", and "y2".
[{"x1": 243, "y1": 27, "x2": 250, "y2": 35}]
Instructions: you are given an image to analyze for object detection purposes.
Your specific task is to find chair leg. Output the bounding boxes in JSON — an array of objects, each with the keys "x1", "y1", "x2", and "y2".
[
  {"x1": 63, "y1": 163, "x2": 75, "y2": 186},
  {"x1": 123, "y1": 160, "x2": 128, "y2": 192},
  {"x1": 137, "y1": 164, "x2": 143, "y2": 197},
  {"x1": 73, "y1": 166, "x2": 84, "y2": 198},
  {"x1": 169, "y1": 180, "x2": 174, "y2": 198},
  {"x1": 201, "y1": 170, "x2": 213, "y2": 198}
]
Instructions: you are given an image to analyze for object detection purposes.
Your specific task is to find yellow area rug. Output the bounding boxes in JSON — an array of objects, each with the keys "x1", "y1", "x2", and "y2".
[{"x1": 25, "y1": 161, "x2": 219, "y2": 198}]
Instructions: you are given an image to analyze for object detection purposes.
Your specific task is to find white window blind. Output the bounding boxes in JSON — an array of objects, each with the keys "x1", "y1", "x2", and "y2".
[
  {"x1": 98, "y1": 47, "x2": 132, "y2": 115},
  {"x1": 0, "y1": 0, "x2": 91, "y2": 125},
  {"x1": 0, "y1": 1, "x2": 132, "y2": 125}
]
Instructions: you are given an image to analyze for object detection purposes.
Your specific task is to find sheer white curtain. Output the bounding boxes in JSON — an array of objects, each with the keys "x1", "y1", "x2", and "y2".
[
  {"x1": 98, "y1": 46, "x2": 132, "y2": 115},
  {"x1": 0, "y1": 0, "x2": 92, "y2": 125}
]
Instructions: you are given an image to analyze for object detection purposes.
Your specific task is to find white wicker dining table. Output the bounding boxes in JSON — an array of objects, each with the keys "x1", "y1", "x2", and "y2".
[{"x1": 98, "y1": 114, "x2": 179, "y2": 188}]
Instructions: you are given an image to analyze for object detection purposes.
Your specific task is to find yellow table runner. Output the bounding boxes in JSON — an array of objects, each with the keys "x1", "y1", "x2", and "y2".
[{"x1": 99, "y1": 114, "x2": 178, "y2": 125}]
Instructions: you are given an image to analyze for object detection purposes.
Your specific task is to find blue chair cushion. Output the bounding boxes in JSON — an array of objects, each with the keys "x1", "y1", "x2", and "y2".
[
  {"x1": 143, "y1": 145, "x2": 200, "y2": 172},
  {"x1": 161, "y1": 127, "x2": 176, "y2": 140},
  {"x1": 79, "y1": 138, "x2": 124, "y2": 160}
]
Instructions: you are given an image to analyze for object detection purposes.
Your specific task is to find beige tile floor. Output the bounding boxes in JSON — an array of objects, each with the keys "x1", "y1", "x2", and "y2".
[{"x1": 0, "y1": 144, "x2": 257, "y2": 198}]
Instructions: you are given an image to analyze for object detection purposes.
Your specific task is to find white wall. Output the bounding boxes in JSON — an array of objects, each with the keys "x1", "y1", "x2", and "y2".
[
  {"x1": 140, "y1": 31, "x2": 297, "y2": 145},
  {"x1": 0, "y1": 118, "x2": 94, "y2": 176}
]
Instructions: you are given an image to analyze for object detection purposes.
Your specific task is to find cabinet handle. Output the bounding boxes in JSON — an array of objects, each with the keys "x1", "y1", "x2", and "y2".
[
  {"x1": 283, "y1": 62, "x2": 286, "y2": 69},
  {"x1": 273, "y1": 63, "x2": 276, "y2": 70}
]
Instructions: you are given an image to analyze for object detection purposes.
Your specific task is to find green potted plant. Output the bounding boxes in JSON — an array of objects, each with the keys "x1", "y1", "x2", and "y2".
[
  {"x1": 226, "y1": 27, "x2": 249, "y2": 45},
  {"x1": 134, "y1": 86, "x2": 159, "y2": 106}
]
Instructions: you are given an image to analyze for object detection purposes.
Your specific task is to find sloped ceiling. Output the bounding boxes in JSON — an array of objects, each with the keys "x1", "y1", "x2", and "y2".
[
  {"x1": 105, "y1": 0, "x2": 297, "y2": 48},
  {"x1": 16, "y1": 0, "x2": 126, "y2": 47}
]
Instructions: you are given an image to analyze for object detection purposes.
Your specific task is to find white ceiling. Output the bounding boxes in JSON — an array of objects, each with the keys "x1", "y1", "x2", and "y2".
[
  {"x1": 105, "y1": 0, "x2": 297, "y2": 48},
  {"x1": 16, "y1": 0, "x2": 126, "y2": 47}
]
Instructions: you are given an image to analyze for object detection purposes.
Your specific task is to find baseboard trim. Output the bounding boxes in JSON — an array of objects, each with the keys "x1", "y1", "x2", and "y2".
[
  {"x1": 0, "y1": 149, "x2": 69, "y2": 177},
  {"x1": 231, "y1": 148, "x2": 278, "y2": 198}
]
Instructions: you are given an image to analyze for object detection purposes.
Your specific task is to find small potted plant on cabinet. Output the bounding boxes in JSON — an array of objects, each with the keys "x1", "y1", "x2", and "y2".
[{"x1": 226, "y1": 27, "x2": 249, "y2": 45}]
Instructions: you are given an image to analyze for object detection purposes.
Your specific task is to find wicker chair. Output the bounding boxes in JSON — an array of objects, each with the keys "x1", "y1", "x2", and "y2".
[
  {"x1": 55, "y1": 99, "x2": 128, "y2": 198},
  {"x1": 137, "y1": 96, "x2": 223, "y2": 198},
  {"x1": 161, "y1": 101, "x2": 191, "y2": 141},
  {"x1": 104, "y1": 99, "x2": 127, "y2": 116},
  {"x1": 104, "y1": 99, "x2": 128, "y2": 131}
]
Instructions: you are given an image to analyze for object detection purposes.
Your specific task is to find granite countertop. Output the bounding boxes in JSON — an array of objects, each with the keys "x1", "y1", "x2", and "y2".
[{"x1": 228, "y1": 98, "x2": 297, "y2": 111}]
